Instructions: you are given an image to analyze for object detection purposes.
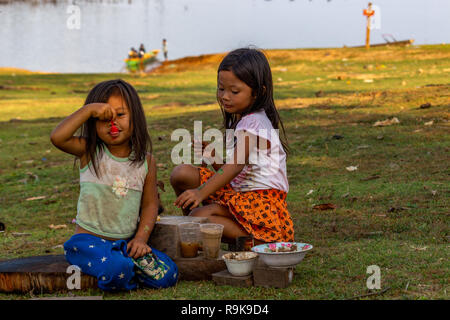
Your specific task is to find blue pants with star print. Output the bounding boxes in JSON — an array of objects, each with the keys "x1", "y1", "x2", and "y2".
[{"x1": 64, "y1": 233, "x2": 178, "y2": 291}]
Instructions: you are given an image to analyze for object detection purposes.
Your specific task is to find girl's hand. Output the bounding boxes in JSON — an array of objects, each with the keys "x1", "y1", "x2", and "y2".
[
  {"x1": 192, "y1": 139, "x2": 216, "y2": 167},
  {"x1": 127, "y1": 237, "x2": 152, "y2": 259},
  {"x1": 174, "y1": 188, "x2": 205, "y2": 211},
  {"x1": 87, "y1": 103, "x2": 117, "y2": 121}
]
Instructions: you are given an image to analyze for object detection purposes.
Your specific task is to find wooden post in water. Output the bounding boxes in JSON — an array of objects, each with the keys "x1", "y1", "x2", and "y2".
[{"x1": 363, "y1": 2, "x2": 375, "y2": 49}]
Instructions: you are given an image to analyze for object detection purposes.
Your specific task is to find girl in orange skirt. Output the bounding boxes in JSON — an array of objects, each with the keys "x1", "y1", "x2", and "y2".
[{"x1": 170, "y1": 48, "x2": 294, "y2": 245}]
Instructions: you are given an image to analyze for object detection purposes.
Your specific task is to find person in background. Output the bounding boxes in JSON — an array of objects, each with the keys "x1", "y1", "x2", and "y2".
[
  {"x1": 162, "y1": 39, "x2": 168, "y2": 61},
  {"x1": 139, "y1": 44, "x2": 146, "y2": 58},
  {"x1": 128, "y1": 47, "x2": 138, "y2": 59}
]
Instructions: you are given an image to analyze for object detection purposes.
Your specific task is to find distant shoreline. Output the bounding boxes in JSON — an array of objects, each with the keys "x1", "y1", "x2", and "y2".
[
  {"x1": 0, "y1": 67, "x2": 53, "y2": 75},
  {"x1": 2, "y1": 44, "x2": 448, "y2": 75}
]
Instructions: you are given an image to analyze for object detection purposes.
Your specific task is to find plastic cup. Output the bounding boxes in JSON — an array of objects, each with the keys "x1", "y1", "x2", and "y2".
[
  {"x1": 200, "y1": 223, "x2": 224, "y2": 259},
  {"x1": 178, "y1": 222, "x2": 201, "y2": 258}
]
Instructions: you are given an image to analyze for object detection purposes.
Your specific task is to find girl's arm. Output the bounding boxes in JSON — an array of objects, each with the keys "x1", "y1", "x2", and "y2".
[
  {"x1": 127, "y1": 154, "x2": 159, "y2": 258},
  {"x1": 197, "y1": 140, "x2": 224, "y2": 172},
  {"x1": 175, "y1": 132, "x2": 255, "y2": 210},
  {"x1": 211, "y1": 162, "x2": 224, "y2": 172},
  {"x1": 50, "y1": 103, "x2": 116, "y2": 157},
  {"x1": 198, "y1": 161, "x2": 244, "y2": 198}
]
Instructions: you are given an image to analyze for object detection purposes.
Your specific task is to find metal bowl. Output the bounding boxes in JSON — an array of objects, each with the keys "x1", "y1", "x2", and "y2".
[
  {"x1": 251, "y1": 242, "x2": 313, "y2": 268},
  {"x1": 222, "y1": 252, "x2": 258, "y2": 276}
]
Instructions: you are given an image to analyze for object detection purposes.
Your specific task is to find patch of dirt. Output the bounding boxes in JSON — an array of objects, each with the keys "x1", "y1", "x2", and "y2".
[
  {"x1": 140, "y1": 94, "x2": 161, "y2": 101},
  {"x1": 266, "y1": 46, "x2": 450, "y2": 63},
  {"x1": 151, "y1": 53, "x2": 226, "y2": 74},
  {"x1": 150, "y1": 46, "x2": 450, "y2": 74},
  {"x1": 0, "y1": 67, "x2": 52, "y2": 75},
  {"x1": 0, "y1": 85, "x2": 49, "y2": 91},
  {"x1": 152, "y1": 102, "x2": 187, "y2": 109}
]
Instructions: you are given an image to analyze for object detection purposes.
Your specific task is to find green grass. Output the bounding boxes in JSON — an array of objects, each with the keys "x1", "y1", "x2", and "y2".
[{"x1": 0, "y1": 45, "x2": 449, "y2": 300}]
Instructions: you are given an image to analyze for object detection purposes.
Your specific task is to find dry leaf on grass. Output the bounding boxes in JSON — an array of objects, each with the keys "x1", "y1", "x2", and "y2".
[
  {"x1": 157, "y1": 180, "x2": 165, "y2": 192},
  {"x1": 360, "y1": 174, "x2": 380, "y2": 181},
  {"x1": 12, "y1": 232, "x2": 31, "y2": 237},
  {"x1": 373, "y1": 117, "x2": 400, "y2": 127},
  {"x1": 26, "y1": 196, "x2": 46, "y2": 201},
  {"x1": 364, "y1": 231, "x2": 384, "y2": 236},
  {"x1": 313, "y1": 203, "x2": 337, "y2": 210},
  {"x1": 410, "y1": 245, "x2": 428, "y2": 251},
  {"x1": 49, "y1": 224, "x2": 67, "y2": 230}
]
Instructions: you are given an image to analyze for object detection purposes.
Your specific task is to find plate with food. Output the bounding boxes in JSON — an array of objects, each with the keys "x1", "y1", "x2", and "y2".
[{"x1": 251, "y1": 242, "x2": 313, "y2": 268}]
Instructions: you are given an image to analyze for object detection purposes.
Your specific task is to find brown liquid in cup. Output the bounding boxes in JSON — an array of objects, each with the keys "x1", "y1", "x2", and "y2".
[
  {"x1": 180, "y1": 241, "x2": 200, "y2": 258},
  {"x1": 201, "y1": 228, "x2": 222, "y2": 259}
]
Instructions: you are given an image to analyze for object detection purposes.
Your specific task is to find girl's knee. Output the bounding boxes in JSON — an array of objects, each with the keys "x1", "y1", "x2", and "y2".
[
  {"x1": 189, "y1": 204, "x2": 229, "y2": 218},
  {"x1": 170, "y1": 164, "x2": 192, "y2": 181},
  {"x1": 170, "y1": 164, "x2": 197, "y2": 187},
  {"x1": 189, "y1": 206, "x2": 210, "y2": 218}
]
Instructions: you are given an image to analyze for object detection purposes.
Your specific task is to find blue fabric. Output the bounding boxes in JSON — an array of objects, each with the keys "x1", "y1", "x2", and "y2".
[
  {"x1": 133, "y1": 248, "x2": 179, "y2": 289},
  {"x1": 64, "y1": 233, "x2": 178, "y2": 291}
]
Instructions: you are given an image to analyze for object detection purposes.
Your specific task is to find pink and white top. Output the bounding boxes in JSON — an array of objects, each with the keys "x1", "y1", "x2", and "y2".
[{"x1": 225, "y1": 109, "x2": 289, "y2": 193}]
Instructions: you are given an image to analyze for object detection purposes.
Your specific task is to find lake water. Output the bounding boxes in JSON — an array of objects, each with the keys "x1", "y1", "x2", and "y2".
[{"x1": 0, "y1": 0, "x2": 449, "y2": 73}]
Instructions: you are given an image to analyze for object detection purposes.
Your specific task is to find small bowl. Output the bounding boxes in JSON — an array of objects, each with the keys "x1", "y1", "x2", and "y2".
[
  {"x1": 222, "y1": 251, "x2": 258, "y2": 276},
  {"x1": 251, "y1": 242, "x2": 313, "y2": 268}
]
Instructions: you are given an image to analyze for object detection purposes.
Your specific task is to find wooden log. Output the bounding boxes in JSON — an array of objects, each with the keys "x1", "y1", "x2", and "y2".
[
  {"x1": 252, "y1": 259, "x2": 294, "y2": 289},
  {"x1": 174, "y1": 250, "x2": 227, "y2": 281},
  {"x1": 0, "y1": 251, "x2": 227, "y2": 292},
  {"x1": 148, "y1": 216, "x2": 209, "y2": 259},
  {"x1": 212, "y1": 269, "x2": 253, "y2": 288},
  {"x1": 1, "y1": 216, "x2": 223, "y2": 293},
  {"x1": 0, "y1": 255, "x2": 97, "y2": 293},
  {"x1": 29, "y1": 296, "x2": 103, "y2": 300}
]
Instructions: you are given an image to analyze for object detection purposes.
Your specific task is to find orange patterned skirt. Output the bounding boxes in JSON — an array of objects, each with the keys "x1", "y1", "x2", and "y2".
[{"x1": 198, "y1": 167, "x2": 295, "y2": 243}]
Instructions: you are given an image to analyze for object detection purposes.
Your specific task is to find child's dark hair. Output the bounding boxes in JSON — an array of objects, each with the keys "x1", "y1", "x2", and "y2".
[
  {"x1": 217, "y1": 48, "x2": 289, "y2": 154},
  {"x1": 80, "y1": 79, "x2": 152, "y2": 177}
]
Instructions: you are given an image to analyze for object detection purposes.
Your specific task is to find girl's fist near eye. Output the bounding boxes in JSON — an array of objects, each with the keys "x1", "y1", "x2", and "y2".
[{"x1": 87, "y1": 103, "x2": 117, "y2": 121}]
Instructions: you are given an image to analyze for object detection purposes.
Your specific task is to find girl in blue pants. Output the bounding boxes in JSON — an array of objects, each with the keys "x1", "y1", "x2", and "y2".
[
  {"x1": 51, "y1": 79, "x2": 178, "y2": 291},
  {"x1": 64, "y1": 234, "x2": 178, "y2": 291}
]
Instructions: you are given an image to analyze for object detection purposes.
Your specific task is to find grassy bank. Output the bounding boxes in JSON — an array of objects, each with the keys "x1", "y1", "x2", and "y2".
[{"x1": 0, "y1": 45, "x2": 449, "y2": 300}]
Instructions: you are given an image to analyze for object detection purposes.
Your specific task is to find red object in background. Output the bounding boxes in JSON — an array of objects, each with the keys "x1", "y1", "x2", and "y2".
[
  {"x1": 110, "y1": 120, "x2": 119, "y2": 134},
  {"x1": 363, "y1": 9, "x2": 374, "y2": 17},
  {"x1": 236, "y1": 236, "x2": 254, "y2": 251}
]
